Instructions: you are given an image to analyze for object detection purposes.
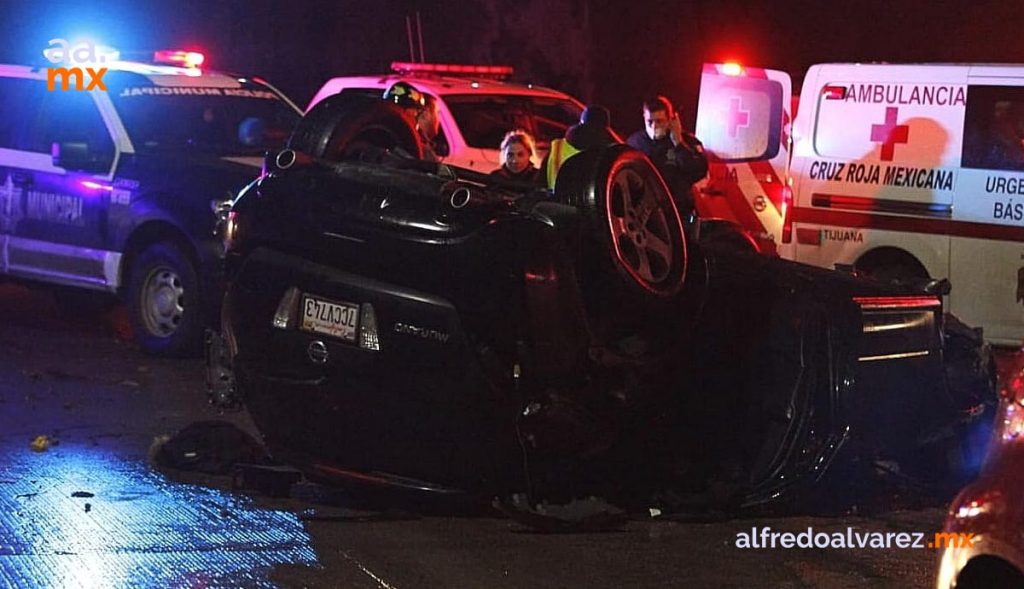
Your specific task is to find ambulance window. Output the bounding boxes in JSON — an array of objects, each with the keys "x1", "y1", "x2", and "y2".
[
  {"x1": 694, "y1": 75, "x2": 782, "y2": 162},
  {"x1": 812, "y1": 84, "x2": 869, "y2": 160},
  {"x1": 962, "y1": 85, "x2": 1024, "y2": 171}
]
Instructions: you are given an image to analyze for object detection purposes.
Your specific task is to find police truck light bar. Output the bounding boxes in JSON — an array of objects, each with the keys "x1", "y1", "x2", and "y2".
[
  {"x1": 390, "y1": 62, "x2": 514, "y2": 78},
  {"x1": 154, "y1": 50, "x2": 205, "y2": 68}
]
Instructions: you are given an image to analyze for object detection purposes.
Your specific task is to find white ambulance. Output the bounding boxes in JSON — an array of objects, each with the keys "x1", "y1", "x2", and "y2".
[
  {"x1": 696, "y1": 62, "x2": 1024, "y2": 346},
  {"x1": 308, "y1": 62, "x2": 584, "y2": 173}
]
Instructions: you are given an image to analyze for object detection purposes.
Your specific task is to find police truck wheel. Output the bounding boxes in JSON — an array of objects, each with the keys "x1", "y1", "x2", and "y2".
[
  {"x1": 127, "y1": 242, "x2": 203, "y2": 357},
  {"x1": 556, "y1": 145, "x2": 687, "y2": 298},
  {"x1": 289, "y1": 94, "x2": 423, "y2": 162}
]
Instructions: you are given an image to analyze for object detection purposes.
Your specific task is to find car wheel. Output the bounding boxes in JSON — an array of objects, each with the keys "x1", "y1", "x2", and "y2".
[
  {"x1": 288, "y1": 93, "x2": 423, "y2": 162},
  {"x1": 555, "y1": 145, "x2": 687, "y2": 299},
  {"x1": 127, "y1": 242, "x2": 203, "y2": 356}
]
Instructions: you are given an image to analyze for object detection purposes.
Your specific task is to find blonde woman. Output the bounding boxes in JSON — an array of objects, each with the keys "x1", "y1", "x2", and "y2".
[{"x1": 491, "y1": 129, "x2": 542, "y2": 185}]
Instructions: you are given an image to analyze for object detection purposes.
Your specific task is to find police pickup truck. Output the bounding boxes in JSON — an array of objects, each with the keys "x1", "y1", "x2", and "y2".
[{"x1": 0, "y1": 50, "x2": 301, "y2": 355}]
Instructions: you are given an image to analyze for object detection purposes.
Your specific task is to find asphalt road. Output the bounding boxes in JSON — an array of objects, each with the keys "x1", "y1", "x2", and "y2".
[{"x1": 0, "y1": 282, "x2": 963, "y2": 588}]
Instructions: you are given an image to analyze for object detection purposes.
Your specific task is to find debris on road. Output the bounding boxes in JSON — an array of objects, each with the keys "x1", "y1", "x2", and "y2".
[
  {"x1": 151, "y1": 421, "x2": 270, "y2": 474},
  {"x1": 495, "y1": 494, "x2": 628, "y2": 533},
  {"x1": 29, "y1": 435, "x2": 53, "y2": 452}
]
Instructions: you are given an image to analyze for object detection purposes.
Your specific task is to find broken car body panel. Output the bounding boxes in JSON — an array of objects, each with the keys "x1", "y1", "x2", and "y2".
[{"x1": 210, "y1": 96, "x2": 996, "y2": 510}]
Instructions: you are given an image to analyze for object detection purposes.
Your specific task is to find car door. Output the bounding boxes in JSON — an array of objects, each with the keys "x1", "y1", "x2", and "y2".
[
  {"x1": 694, "y1": 63, "x2": 792, "y2": 253},
  {"x1": 954, "y1": 73, "x2": 1024, "y2": 345},
  {"x1": 7, "y1": 81, "x2": 118, "y2": 287}
]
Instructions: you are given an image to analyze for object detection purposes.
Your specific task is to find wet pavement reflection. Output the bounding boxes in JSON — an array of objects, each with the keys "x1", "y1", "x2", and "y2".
[
  {"x1": 0, "y1": 284, "x2": 1014, "y2": 588},
  {"x1": 0, "y1": 445, "x2": 317, "y2": 588}
]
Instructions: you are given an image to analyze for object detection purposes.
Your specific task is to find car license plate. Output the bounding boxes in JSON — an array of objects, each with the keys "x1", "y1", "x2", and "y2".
[{"x1": 300, "y1": 295, "x2": 359, "y2": 341}]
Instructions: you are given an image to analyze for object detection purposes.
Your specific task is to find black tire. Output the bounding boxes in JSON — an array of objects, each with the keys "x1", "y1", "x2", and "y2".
[
  {"x1": 955, "y1": 556, "x2": 1024, "y2": 589},
  {"x1": 288, "y1": 93, "x2": 422, "y2": 162},
  {"x1": 555, "y1": 145, "x2": 687, "y2": 299},
  {"x1": 696, "y1": 219, "x2": 760, "y2": 255},
  {"x1": 126, "y1": 242, "x2": 203, "y2": 357},
  {"x1": 855, "y1": 250, "x2": 929, "y2": 284}
]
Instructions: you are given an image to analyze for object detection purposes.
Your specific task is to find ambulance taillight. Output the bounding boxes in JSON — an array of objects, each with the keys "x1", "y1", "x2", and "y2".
[{"x1": 781, "y1": 183, "x2": 794, "y2": 244}]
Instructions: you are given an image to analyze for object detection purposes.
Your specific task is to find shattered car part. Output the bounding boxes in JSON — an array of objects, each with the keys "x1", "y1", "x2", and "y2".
[{"x1": 210, "y1": 93, "x2": 997, "y2": 512}]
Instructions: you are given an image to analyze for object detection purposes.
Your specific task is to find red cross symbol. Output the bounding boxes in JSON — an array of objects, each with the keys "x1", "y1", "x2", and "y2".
[
  {"x1": 870, "y1": 107, "x2": 909, "y2": 161},
  {"x1": 727, "y1": 97, "x2": 749, "y2": 137}
]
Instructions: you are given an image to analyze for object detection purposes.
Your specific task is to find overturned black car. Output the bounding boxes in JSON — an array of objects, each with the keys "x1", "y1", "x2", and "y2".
[{"x1": 208, "y1": 94, "x2": 996, "y2": 513}]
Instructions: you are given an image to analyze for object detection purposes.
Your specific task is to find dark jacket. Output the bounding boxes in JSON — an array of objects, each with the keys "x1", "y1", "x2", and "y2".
[
  {"x1": 490, "y1": 164, "x2": 543, "y2": 186},
  {"x1": 626, "y1": 130, "x2": 708, "y2": 217}
]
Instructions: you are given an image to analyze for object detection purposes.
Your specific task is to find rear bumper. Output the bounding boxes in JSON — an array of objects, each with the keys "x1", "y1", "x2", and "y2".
[{"x1": 221, "y1": 246, "x2": 523, "y2": 493}]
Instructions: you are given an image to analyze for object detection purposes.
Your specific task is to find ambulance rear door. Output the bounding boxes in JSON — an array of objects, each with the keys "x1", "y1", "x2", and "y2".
[
  {"x1": 952, "y1": 67, "x2": 1024, "y2": 345},
  {"x1": 694, "y1": 63, "x2": 792, "y2": 254}
]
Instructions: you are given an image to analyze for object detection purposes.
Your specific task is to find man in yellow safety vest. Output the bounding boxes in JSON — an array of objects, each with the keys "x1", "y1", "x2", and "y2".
[{"x1": 545, "y1": 105, "x2": 619, "y2": 189}]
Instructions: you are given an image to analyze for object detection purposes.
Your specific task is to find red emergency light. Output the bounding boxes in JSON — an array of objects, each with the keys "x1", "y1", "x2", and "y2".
[
  {"x1": 390, "y1": 62, "x2": 514, "y2": 79},
  {"x1": 721, "y1": 62, "x2": 744, "y2": 76},
  {"x1": 154, "y1": 50, "x2": 205, "y2": 69}
]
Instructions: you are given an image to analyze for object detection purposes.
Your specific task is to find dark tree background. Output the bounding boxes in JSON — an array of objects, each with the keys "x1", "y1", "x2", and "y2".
[{"x1": 1, "y1": 0, "x2": 1021, "y2": 136}]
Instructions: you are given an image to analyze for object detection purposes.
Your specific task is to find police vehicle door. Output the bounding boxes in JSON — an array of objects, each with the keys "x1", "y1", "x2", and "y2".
[
  {"x1": 11, "y1": 84, "x2": 118, "y2": 287},
  {"x1": 0, "y1": 77, "x2": 43, "y2": 243},
  {"x1": 694, "y1": 63, "x2": 791, "y2": 253},
  {"x1": 955, "y1": 75, "x2": 1024, "y2": 345}
]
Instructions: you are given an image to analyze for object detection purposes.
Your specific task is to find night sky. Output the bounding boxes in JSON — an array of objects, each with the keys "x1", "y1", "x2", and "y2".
[{"x1": 1, "y1": 0, "x2": 1021, "y2": 136}]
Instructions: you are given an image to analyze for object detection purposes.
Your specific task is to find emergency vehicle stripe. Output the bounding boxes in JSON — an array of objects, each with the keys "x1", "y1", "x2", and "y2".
[
  {"x1": 811, "y1": 193, "x2": 953, "y2": 218},
  {"x1": 749, "y1": 160, "x2": 785, "y2": 211},
  {"x1": 704, "y1": 169, "x2": 779, "y2": 255},
  {"x1": 792, "y1": 206, "x2": 1024, "y2": 242}
]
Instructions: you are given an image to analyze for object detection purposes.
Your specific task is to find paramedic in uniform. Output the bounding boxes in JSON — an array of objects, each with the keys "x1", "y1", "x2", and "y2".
[
  {"x1": 626, "y1": 96, "x2": 708, "y2": 219},
  {"x1": 383, "y1": 81, "x2": 442, "y2": 162}
]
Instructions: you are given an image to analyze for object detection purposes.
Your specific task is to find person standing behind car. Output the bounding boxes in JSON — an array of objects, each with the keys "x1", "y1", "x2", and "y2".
[
  {"x1": 544, "y1": 105, "x2": 619, "y2": 189},
  {"x1": 416, "y1": 94, "x2": 442, "y2": 162},
  {"x1": 384, "y1": 81, "x2": 441, "y2": 162},
  {"x1": 491, "y1": 129, "x2": 543, "y2": 185},
  {"x1": 626, "y1": 96, "x2": 708, "y2": 219}
]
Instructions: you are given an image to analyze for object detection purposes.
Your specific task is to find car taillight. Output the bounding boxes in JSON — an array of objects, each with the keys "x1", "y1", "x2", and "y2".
[
  {"x1": 359, "y1": 304, "x2": 380, "y2": 351},
  {"x1": 272, "y1": 287, "x2": 302, "y2": 330},
  {"x1": 1002, "y1": 370, "x2": 1024, "y2": 404}
]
